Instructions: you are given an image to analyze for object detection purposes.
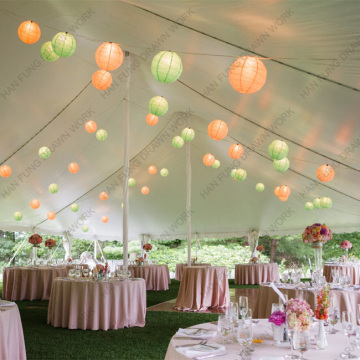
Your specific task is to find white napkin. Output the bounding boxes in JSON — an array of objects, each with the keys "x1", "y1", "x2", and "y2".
[
  {"x1": 175, "y1": 343, "x2": 226, "y2": 358},
  {"x1": 176, "y1": 328, "x2": 217, "y2": 338},
  {"x1": 0, "y1": 300, "x2": 16, "y2": 307}
]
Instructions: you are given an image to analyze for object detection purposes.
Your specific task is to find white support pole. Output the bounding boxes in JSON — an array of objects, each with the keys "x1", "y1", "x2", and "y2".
[
  {"x1": 86, "y1": 239, "x2": 95, "y2": 252},
  {"x1": 122, "y1": 51, "x2": 130, "y2": 268},
  {"x1": 186, "y1": 140, "x2": 192, "y2": 266},
  {"x1": 50, "y1": 238, "x2": 63, "y2": 259}
]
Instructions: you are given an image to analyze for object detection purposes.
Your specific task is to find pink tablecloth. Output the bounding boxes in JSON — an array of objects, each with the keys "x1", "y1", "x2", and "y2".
[
  {"x1": 128, "y1": 265, "x2": 170, "y2": 291},
  {"x1": 47, "y1": 278, "x2": 146, "y2": 330},
  {"x1": 2, "y1": 266, "x2": 68, "y2": 301},
  {"x1": 174, "y1": 266, "x2": 230, "y2": 311},
  {"x1": 234, "y1": 263, "x2": 280, "y2": 284},
  {"x1": 324, "y1": 264, "x2": 360, "y2": 284},
  {"x1": 175, "y1": 263, "x2": 211, "y2": 281},
  {"x1": 0, "y1": 303, "x2": 27, "y2": 360}
]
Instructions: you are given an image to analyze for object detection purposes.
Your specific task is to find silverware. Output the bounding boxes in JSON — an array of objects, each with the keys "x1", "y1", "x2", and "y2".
[
  {"x1": 175, "y1": 340, "x2": 206, "y2": 348},
  {"x1": 174, "y1": 337, "x2": 209, "y2": 340},
  {"x1": 192, "y1": 352, "x2": 227, "y2": 359}
]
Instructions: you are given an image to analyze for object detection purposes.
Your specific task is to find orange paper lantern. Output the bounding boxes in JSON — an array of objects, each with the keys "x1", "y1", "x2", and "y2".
[
  {"x1": 274, "y1": 186, "x2": 280, "y2": 197},
  {"x1": 148, "y1": 165, "x2": 157, "y2": 175},
  {"x1": 229, "y1": 56, "x2": 267, "y2": 94},
  {"x1": 228, "y1": 144, "x2": 244, "y2": 159},
  {"x1": 92, "y1": 70, "x2": 112, "y2": 90},
  {"x1": 146, "y1": 113, "x2": 159, "y2": 126},
  {"x1": 208, "y1": 120, "x2": 228, "y2": 140},
  {"x1": 279, "y1": 196, "x2": 288, "y2": 202},
  {"x1": 203, "y1": 153, "x2": 215, "y2": 166},
  {"x1": 278, "y1": 185, "x2": 291, "y2": 198},
  {"x1": 99, "y1": 191, "x2": 108, "y2": 200},
  {"x1": 95, "y1": 42, "x2": 124, "y2": 71},
  {"x1": 47, "y1": 211, "x2": 56, "y2": 220},
  {"x1": 30, "y1": 199, "x2": 40, "y2": 209},
  {"x1": 0, "y1": 165, "x2": 12, "y2": 177},
  {"x1": 101, "y1": 215, "x2": 109, "y2": 223},
  {"x1": 316, "y1": 164, "x2": 335, "y2": 182},
  {"x1": 85, "y1": 120, "x2": 97, "y2": 133},
  {"x1": 141, "y1": 186, "x2": 149, "y2": 195},
  {"x1": 18, "y1": 20, "x2": 41, "y2": 44},
  {"x1": 68, "y1": 162, "x2": 79, "y2": 174}
]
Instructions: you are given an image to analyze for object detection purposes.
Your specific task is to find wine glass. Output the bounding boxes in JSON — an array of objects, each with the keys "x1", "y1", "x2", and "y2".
[
  {"x1": 236, "y1": 321, "x2": 253, "y2": 356},
  {"x1": 217, "y1": 315, "x2": 232, "y2": 344},
  {"x1": 342, "y1": 311, "x2": 357, "y2": 359},
  {"x1": 284, "y1": 314, "x2": 300, "y2": 359},
  {"x1": 292, "y1": 331, "x2": 310, "y2": 359},
  {"x1": 239, "y1": 296, "x2": 248, "y2": 320},
  {"x1": 226, "y1": 302, "x2": 238, "y2": 342},
  {"x1": 328, "y1": 307, "x2": 339, "y2": 334}
]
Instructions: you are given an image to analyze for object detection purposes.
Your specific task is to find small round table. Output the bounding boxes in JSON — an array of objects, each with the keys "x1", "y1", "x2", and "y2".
[
  {"x1": 175, "y1": 263, "x2": 211, "y2": 281},
  {"x1": 234, "y1": 263, "x2": 280, "y2": 284},
  {"x1": 323, "y1": 263, "x2": 360, "y2": 284},
  {"x1": 128, "y1": 264, "x2": 170, "y2": 291}
]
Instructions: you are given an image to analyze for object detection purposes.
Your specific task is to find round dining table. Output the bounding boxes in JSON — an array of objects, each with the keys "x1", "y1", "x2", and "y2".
[
  {"x1": 128, "y1": 264, "x2": 170, "y2": 291},
  {"x1": 0, "y1": 302, "x2": 27, "y2": 360},
  {"x1": 47, "y1": 277, "x2": 146, "y2": 330},
  {"x1": 234, "y1": 263, "x2": 280, "y2": 284},
  {"x1": 323, "y1": 263, "x2": 360, "y2": 284},
  {"x1": 175, "y1": 263, "x2": 211, "y2": 281}
]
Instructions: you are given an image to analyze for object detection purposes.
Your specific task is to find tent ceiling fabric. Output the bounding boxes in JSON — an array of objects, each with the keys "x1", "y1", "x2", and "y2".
[{"x1": 0, "y1": 1, "x2": 359, "y2": 241}]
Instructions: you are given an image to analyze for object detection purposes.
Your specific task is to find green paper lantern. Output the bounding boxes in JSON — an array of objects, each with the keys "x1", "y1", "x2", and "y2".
[
  {"x1": 38, "y1": 146, "x2": 51, "y2": 159},
  {"x1": 305, "y1": 202, "x2": 314, "y2": 211},
  {"x1": 82, "y1": 225, "x2": 89, "y2": 233},
  {"x1": 13, "y1": 211, "x2": 23, "y2": 221},
  {"x1": 160, "y1": 168, "x2": 169, "y2": 177},
  {"x1": 234, "y1": 168, "x2": 247, "y2": 181},
  {"x1": 48, "y1": 183, "x2": 59, "y2": 194},
  {"x1": 181, "y1": 127, "x2": 195, "y2": 142},
  {"x1": 41, "y1": 41, "x2": 59, "y2": 62},
  {"x1": 231, "y1": 169, "x2": 237, "y2": 178},
  {"x1": 148, "y1": 96, "x2": 168, "y2": 117},
  {"x1": 256, "y1": 183, "x2": 265, "y2": 192},
  {"x1": 313, "y1": 198, "x2": 322, "y2": 209},
  {"x1": 96, "y1": 129, "x2": 108, "y2": 141},
  {"x1": 128, "y1": 178, "x2": 136, "y2": 187},
  {"x1": 273, "y1": 157, "x2": 290, "y2": 172},
  {"x1": 172, "y1": 136, "x2": 184, "y2": 149},
  {"x1": 70, "y1": 203, "x2": 79, "y2": 212},
  {"x1": 151, "y1": 51, "x2": 183, "y2": 83},
  {"x1": 212, "y1": 160, "x2": 220, "y2": 169},
  {"x1": 51, "y1": 32, "x2": 76, "y2": 58},
  {"x1": 320, "y1": 196, "x2": 332, "y2": 209},
  {"x1": 268, "y1": 140, "x2": 289, "y2": 160}
]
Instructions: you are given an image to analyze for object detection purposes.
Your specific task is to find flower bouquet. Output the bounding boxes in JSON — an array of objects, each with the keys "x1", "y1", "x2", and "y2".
[
  {"x1": 340, "y1": 240, "x2": 352, "y2": 262},
  {"x1": 286, "y1": 298, "x2": 313, "y2": 332},
  {"x1": 249, "y1": 256, "x2": 258, "y2": 264},
  {"x1": 143, "y1": 243, "x2": 152, "y2": 251},
  {"x1": 315, "y1": 285, "x2": 330, "y2": 349},
  {"x1": 256, "y1": 245, "x2": 264, "y2": 258},
  {"x1": 45, "y1": 239, "x2": 56, "y2": 248},
  {"x1": 29, "y1": 234, "x2": 42, "y2": 247},
  {"x1": 136, "y1": 257, "x2": 144, "y2": 266},
  {"x1": 269, "y1": 310, "x2": 286, "y2": 343}
]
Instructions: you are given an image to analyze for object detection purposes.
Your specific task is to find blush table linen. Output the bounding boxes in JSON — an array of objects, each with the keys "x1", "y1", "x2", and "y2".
[
  {"x1": 324, "y1": 264, "x2": 360, "y2": 284},
  {"x1": 234, "y1": 263, "x2": 280, "y2": 284},
  {"x1": 165, "y1": 319, "x2": 360, "y2": 359},
  {"x1": 128, "y1": 265, "x2": 170, "y2": 291},
  {"x1": 2, "y1": 266, "x2": 69, "y2": 301},
  {"x1": 0, "y1": 303, "x2": 27, "y2": 360},
  {"x1": 47, "y1": 278, "x2": 146, "y2": 330},
  {"x1": 174, "y1": 266, "x2": 230, "y2": 311},
  {"x1": 175, "y1": 263, "x2": 211, "y2": 281}
]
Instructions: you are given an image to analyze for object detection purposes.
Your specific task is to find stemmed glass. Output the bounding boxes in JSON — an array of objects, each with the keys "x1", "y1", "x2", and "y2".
[
  {"x1": 284, "y1": 313, "x2": 299, "y2": 360},
  {"x1": 292, "y1": 331, "x2": 310, "y2": 359},
  {"x1": 236, "y1": 321, "x2": 253, "y2": 356},
  {"x1": 342, "y1": 311, "x2": 357, "y2": 359},
  {"x1": 239, "y1": 296, "x2": 248, "y2": 320},
  {"x1": 328, "y1": 307, "x2": 339, "y2": 334},
  {"x1": 226, "y1": 302, "x2": 239, "y2": 342},
  {"x1": 217, "y1": 315, "x2": 232, "y2": 344}
]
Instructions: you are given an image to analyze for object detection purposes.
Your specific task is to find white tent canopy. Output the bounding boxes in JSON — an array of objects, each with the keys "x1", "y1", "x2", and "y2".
[{"x1": 0, "y1": 1, "x2": 359, "y2": 242}]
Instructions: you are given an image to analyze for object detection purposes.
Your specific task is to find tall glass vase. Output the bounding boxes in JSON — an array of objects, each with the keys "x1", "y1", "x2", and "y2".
[
  {"x1": 344, "y1": 248, "x2": 349, "y2": 263},
  {"x1": 32, "y1": 246, "x2": 38, "y2": 266},
  {"x1": 312, "y1": 242, "x2": 323, "y2": 273}
]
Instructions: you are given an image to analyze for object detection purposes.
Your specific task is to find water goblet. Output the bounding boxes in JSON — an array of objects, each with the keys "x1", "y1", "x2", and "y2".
[
  {"x1": 236, "y1": 321, "x2": 253, "y2": 356},
  {"x1": 342, "y1": 311, "x2": 357, "y2": 359},
  {"x1": 328, "y1": 307, "x2": 339, "y2": 334},
  {"x1": 217, "y1": 314, "x2": 232, "y2": 344},
  {"x1": 239, "y1": 296, "x2": 248, "y2": 320},
  {"x1": 292, "y1": 331, "x2": 310, "y2": 359}
]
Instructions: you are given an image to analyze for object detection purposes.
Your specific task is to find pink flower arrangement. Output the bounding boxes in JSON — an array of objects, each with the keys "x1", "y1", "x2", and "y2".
[
  {"x1": 143, "y1": 243, "x2": 152, "y2": 251},
  {"x1": 28, "y1": 234, "x2": 42, "y2": 246},
  {"x1": 45, "y1": 239, "x2": 56, "y2": 248},
  {"x1": 256, "y1": 245, "x2": 264, "y2": 252},
  {"x1": 340, "y1": 240, "x2": 352, "y2": 250},
  {"x1": 269, "y1": 311, "x2": 286, "y2": 326},
  {"x1": 286, "y1": 298, "x2": 314, "y2": 331},
  {"x1": 302, "y1": 223, "x2": 332, "y2": 244}
]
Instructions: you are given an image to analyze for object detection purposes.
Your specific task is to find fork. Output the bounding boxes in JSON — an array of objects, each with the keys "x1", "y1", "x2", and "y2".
[{"x1": 175, "y1": 340, "x2": 207, "y2": 348}]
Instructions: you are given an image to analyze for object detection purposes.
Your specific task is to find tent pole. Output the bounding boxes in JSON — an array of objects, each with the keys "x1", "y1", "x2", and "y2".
[
  {"x1": 122, "y1": 51, "x2": 131, "y2": 268},
  {"x1": 7, "y1": 234, "x2": 27, "y2": 267},
  {"x1": 186, "y1": 140, "x2": 192, "y2": 266}
]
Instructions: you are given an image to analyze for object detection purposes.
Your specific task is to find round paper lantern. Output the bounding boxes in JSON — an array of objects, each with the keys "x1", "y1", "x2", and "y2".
[
  {"x1": 320, "y1": 196, "x2": 333, "y2": 209},
  {"x1": 95, "y1": 42, "x2": 123, "y2": 71},
  {"x1": 101, "y1": 215, "x2": 109, "y2": 223},
  {"x1": 274, "y1": 186, "x2": 280, "y2": 197},
  {"x1": 40, "y1": 41, "x2": 59, "y2": 62},
  {"x1": 212, "y1": 160, "x2": 221, "y2": 169},
  {"x1": 96, "y1": 129, "x2": 108, "y2": 141},
  {"x1": 273, "y1": 158, "x2": 290, "y2": 172},
  {"x1": 70, "y1": 203, "x2": 79, "y2": 212},
  {"x1": 229, "y1": 56, "x2": 267, "y2": 94},
  {"x1": 68, "y1": 162, "x2": 79, "y2": 174},
  {"x1": 128, "y1": 178, "x2": 136, "y2": 187},
  {"x1": 51, "y1": 32, "x2": 76, "y2": 57},
  {"x1": 148, "y1": 96, "x2": 168, "y2": 117},
  {"x1": 148, "y1": 165, "x2": 157, "y2": 175},
  {"x1": 231, "y1": 169, "x2": 237, "y2": 178},
  {"x1": 82, "y1": 225, "x2": 89, "y2": 232},
  {"x1": 85, "y1": 120, "x2": 97, "y2": 133},
  {"x1": 278, "y1": 185, "x2": 290, "y2": 198},
  {"x1": 228, "y1": 144, "x2": 244, "y2": 159},
  {"x1": 48, "y1": 183, "x2": 59, "y2": 194},
  {"x1": 316, "y1": 164, "x2": 335, "y2": 182},
  {"x1": 313, "y1": 198, "x2": 322, "y2": 209},
  {"x1": 141, "y1": 186, "x2": 149, "y2": 195},
  {"x1": 146, "y1": 113, "x2": 159, "y2": 126},
  {"x1": 47, "y1": 211, "x2": 56, "y2": 220},
  {"x1": 256, "y1": 183, "x2": 265, "y2": 192},
  {"x1": 172, "y1": 136, "x2": 184, "y2": 149},
  {"x1": 92, "y1": 70, "x2": 112, "y2": 90},
  {"x1": 234, "y1": 168, "x2": 247, "y2": 181},
  {"x1": 160, "y1": 168, "x2": 169, "y2": 177},
  {"x1": 30, "y1": 199, "x2": 40, "y2": 209},
  {"x1": 279, "y1": 196, "x2": 288, "y2": 202},
  {"x1": 207, "y1": 120, "x2": 228, "y2": 140},
  {"x1": 18, "y1": 21, "x2": 41, "y2": 44},
  {"x1": 181, "y1": 127, "x2": 195, "y2": 142},
  {"x1": 151, "y1": 51, "x2": 183, "y2": 83},
  {"x1": 0, "y1": 165, "x2": 12, "y2": 177},
  {"x1": 305, "y1": 202, "x2": 314, "y2": 211},
  {"x1": 99, "y1": 191, "x2": 108, "y2": 200},
  {"x1": 14, "y1": 211, "x2": 23, "y2": 221},
  {"x1": 203, "y1": 153, "x2": 215, "y2": 166},
  {"x1": 268, "y1": 140, "x2": 289, "y2": 160},
  {"x1": 38, "y1": 146, "x2": 51, "y2": 159}
]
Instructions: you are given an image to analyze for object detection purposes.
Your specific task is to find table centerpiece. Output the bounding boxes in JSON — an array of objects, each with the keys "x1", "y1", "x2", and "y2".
[
  {"x1": 269, "y1": 310, "x2": 286, "y2": 344},
  {"x1": 28, "y1": 234, "x2": 43, "y2": 265},
  {"x1": 340, "y1": 240, "x2": 352, "y2": 262},
  {"x1": 142, "y1": 243, "x2": 152, "y2": 263},
  {"x1": 45, "y1": 238, "x2": 56, "y2": 263},
  {"x1": 136, "y1": 256, "x2": 144, "y2": 266},
  {"x1": 256, "y1": 245, "x2": 264, "y2": 259},
  {"x1": 315, "y1": 284, "x2": 330, "y2": 349}
]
